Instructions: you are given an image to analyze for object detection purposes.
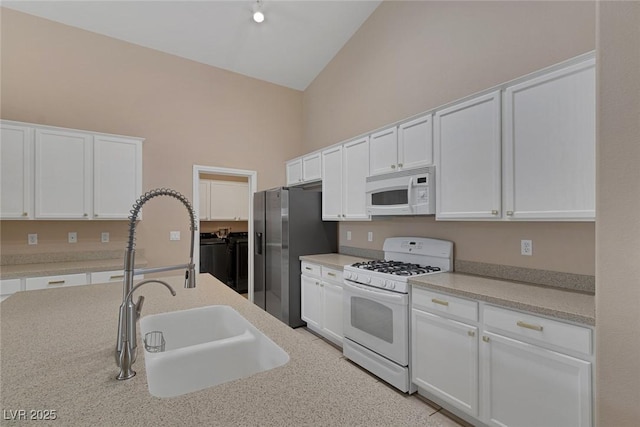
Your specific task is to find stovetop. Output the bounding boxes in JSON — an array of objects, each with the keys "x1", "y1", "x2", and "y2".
[{"x1": 343, "y1": 237, "x2": 453, "y2": 293}]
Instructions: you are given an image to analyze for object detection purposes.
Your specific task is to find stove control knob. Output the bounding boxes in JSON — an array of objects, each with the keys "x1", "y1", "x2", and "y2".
[
  {"x1": 388, "y1": 282, "x2": 396, "y2": 290},
  {"x1": 364, "y1": 277, "x2": 371, "y2": 284},
  {"x1": 345, "y1": 272, "x2": 351, "y2": 280},
  {"x1": 353, "y1": 274, "x2": 358, "y2": 281}
]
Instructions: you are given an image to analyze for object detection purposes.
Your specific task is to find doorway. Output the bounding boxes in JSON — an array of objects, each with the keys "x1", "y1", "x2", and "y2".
[{"x1": 192, "y1": 165, "x2": 257, "y2": 302}]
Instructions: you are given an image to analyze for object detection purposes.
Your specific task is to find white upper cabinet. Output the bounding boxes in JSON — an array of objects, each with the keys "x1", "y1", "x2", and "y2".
[
  {"x1": 1, "y1": 120, "x2": 143, "y2": 220},
  {"x1": 398, "y1": 114, "x2": 434, "y2": 171},
  {"x1": 204, "y1": 180, "x2": 249, "y2": 221},
  {"x1": 321, "y1": 145, "x2": 343, "y2": 220},
  {"x1": 503, "y1": 57, "x2": 596, "y2": 220},
  {"x1": 286, "y1": 152, "x2": 322, "y2": 186},
  {"x1": 370, "y1": 115, "x2": 434, "y2": 177},
  {"x1": 198, "y1": 180, "x2": 211, "y2": 220},
  {"x1": 322, "y1": 137, "x2": 370, "y2": 221},
  {"x1": 94, "y1": 135, "x2": 142, "y2": 219},
  {"x1": 35, "y1": 128, "x2": 93, "y2": 219},
  {"x1": 435, "y1": 91, "x2": 502, "y2": 220},
  {"x1": 369, "y1": 126, "x2": 398, "y2": 176},
  {"x1": 0, "y1": 123, "x2": 33, "y2": 219},
  {"x1": 285, "y1": 158, "x2": 303, "y2": 186}
]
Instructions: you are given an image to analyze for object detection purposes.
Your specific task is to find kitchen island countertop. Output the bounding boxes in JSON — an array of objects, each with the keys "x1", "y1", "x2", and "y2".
[{"x1": 0, "y1": 274, "x2": 446, "y2": 426}]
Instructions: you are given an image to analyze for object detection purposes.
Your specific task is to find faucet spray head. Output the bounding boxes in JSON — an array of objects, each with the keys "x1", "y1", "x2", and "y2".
[{"x1": 185, "y1": 265, "x2": 196, "y2": 288}]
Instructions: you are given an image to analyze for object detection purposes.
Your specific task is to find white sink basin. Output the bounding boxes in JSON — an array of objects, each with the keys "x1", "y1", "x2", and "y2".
[{"x1": 140, "y1": 305, "x2": 289, "y2": 398}]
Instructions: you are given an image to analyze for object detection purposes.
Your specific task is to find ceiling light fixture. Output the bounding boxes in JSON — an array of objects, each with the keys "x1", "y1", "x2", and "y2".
[{"x1": 252, "y1": 0, "x2": 265, "y2": 23}]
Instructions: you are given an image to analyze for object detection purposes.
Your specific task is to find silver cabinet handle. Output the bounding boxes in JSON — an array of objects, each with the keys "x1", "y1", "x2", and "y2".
[
  {"x1": 483, "y1": 336, "x2": 490, "y2": 342},
  {"x1": 110, "y1": 275, "x2": 124, "y2": 280},
  {"x1": 305, "y1": 267, "x2": 313, "y2": 271},
  {"x1": 517, "y1": 321, "x2": 543, "y2": 332},
  {"x1": 431, "y1": 298, "x2": 449, "y2": 307},
  {"x1": 506, "y1": 211, "x2": 514, "y2": 216},
  {"x1": 48, "y1": 280, "x2": 65, "y2": 285},
  {"x1": 398, "y1": 163, "x2": 403, "y2": 168},
  {"x1": 468, "y1": 331, "x2": 475, "y2": 337},
  {"x1": 391, "y1": 164, "x2": 396, "y2": 169},
  {"x1": 327, "y1": 272, "x2": 336, "y2": 277},
  {"x1": 491, "y1": 210, "x2": 499, "y2": 215},
  {"x1": 22, "y1": 212, "x2": 28, "y2": 216},
  {"x1": 83, "y1": 213, "x2": 88, "y2": 217}
]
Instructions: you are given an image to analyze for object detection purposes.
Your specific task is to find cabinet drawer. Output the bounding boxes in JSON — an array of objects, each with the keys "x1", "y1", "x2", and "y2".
[
  {"x1": 483, "y1": 305, "x2": 592, "y2": 355},
  {"x1": 25, "y1": 273, "x2": 88, "y2": 291},
  {"x1": 321, "y1": 267, "x2": 343, "y2": 283},
  {"x1": 1, "y1": 278, "x2": 22, "y2": 295},
  {"x1": 301, "y1": 262, "x2": 321, "y2": 278},
  {"x1": 90, "y1": 270, "x2": 125, "y2": 283},
  {"x1": 412, "y1": 287, "x2": 478, "y2": 322}
]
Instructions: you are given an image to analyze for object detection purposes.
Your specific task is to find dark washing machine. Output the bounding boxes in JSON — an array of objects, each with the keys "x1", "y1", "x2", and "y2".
[
  {"x1": 226, "y1": 232, "x2": 248, "y2": 293},
  {"x1": 199, "y1": 232, "x2": 229, "y2": 284}
]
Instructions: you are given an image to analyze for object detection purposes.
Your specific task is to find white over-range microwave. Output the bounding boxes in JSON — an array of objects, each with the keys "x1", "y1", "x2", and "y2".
[{"x1": 365, "y1": 166, "x2": 436, "y2": 216}]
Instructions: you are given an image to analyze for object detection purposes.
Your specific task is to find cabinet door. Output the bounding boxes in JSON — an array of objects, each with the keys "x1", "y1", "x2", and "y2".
[
  {"x1": 302, "y1": 152, "x2": 322, "y2": 182},
  {"x1": 369, "y1": 126, "x2": 398, "y2": 176},
  {"x1": 300, "y1": 274, "x2": 321, "y2": 329},
  {"x1": 0, "y1": 278, "x2": 22, "y2": 300},
  {"x1": 321, "y1": 280, "x2": 343, "y2": 345},
  {"x1": 198, "y1": 180, "x2": 211, "y2": 220},
  {"x1": 93, "y1": 135, "x2": 142, "y2": 219},
  {"x1": 434, "y1": 91, "x2": 501, "y2": 220},
  {"x1": 0, "y1": 123, "x2": 32, "y2": 219},
  {"x1": 209, "y1": 181, "x2": 241, "y2": 220},
  {"x1": 25, "y1": 273, "x2": 89, "y2": 291},
  {"x1": 482, "y1": 331, "x2": 592, "y2": 427},
  {"x1": 286, "y1": 158, "x2": 303, "y2": 185},
  {"x1": 503, "y1": 58, "x2": 595, "y2": 220},
  {"x1": 398, "y1": 115, "x2": 433, "y2": 171},
  {"x1": 342, "y1": 137, "x2": 370, "y2": 220},
  {"x1": 321, "y1": 145, "x2": 343, "y2": 220},
  {"x1": 412, "y1": 309, "x2": 479, "y2": 416},
  {"x1": 233, "y1": 181, "x2": 250, "y2": 220},
  {"x1": 35, "y1": 129, "x2": 92, "y2": 219}
]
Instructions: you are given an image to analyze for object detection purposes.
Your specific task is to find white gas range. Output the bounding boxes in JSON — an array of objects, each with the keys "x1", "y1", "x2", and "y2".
[{"x1": 342, "y1": 237, "x2": 454, "y2": 393}]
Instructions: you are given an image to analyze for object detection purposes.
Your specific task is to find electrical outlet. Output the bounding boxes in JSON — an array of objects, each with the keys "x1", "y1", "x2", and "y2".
[
  {"x1": 68, "y1": 232, "x2": 77, "y2": 243},
  {"x1": 347, "y1": 231, "x2": 352, "y2": 241},
  {"x1": 170, "y1": 231, "x2": 181, "y2": 241},
  {"x1": 368, "y1": 231, "x2": 373, "y2": 242},
  {"x1": 28, "y1": 234, "x2": 38, "y2": 245},
  {"x1": 521, "y1": 239, "x2": 533, "y2": 256},
  {"x1": 101, "y1": 232, "x2": 110, "y2": 243}
]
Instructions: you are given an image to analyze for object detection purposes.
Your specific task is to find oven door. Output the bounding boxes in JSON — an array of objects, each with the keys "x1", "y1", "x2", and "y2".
[{"x1": 343, "y1": 279, "x2": 409, "y2": 366}]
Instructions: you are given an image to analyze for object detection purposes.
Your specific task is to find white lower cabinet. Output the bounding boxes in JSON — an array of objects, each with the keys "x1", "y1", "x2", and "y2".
[
  {"x1": 411, "y1": 287, "x2": 593, "y2": 427},
  {"x1": 25, "y1": 273, "x2": 89, "y2": 291},
  {"x1": 1, "y1": 278, "x2": 22, "y2": 301},
  {"x1": 300, "y1": 262, "x2": 343, "y2": 346},
  {"x1": 89, "y1": 270, "x2": 144, "y2": 284}
]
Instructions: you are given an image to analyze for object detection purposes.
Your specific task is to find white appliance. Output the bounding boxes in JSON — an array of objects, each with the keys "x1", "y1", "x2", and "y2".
[
  {"x1": 342, "y1": 237, "x2": 453, "y2": 393},
  {"x1": 365, "y1": 166, "x2": 435, "y2": 216}
]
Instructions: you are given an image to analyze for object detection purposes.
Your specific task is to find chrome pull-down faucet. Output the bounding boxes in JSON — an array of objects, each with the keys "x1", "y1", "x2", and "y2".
[{"x1": 115, "y1": 188, "x2": 198, "y2": 380}]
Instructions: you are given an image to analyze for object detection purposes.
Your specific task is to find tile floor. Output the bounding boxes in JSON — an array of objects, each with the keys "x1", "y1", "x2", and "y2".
[{"x1": 293, "y1": 326, "x2": 470, "y2": 427}]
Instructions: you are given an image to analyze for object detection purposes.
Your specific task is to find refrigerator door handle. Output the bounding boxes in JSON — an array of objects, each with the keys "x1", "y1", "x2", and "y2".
[{"x1": 255, "y1": 232, "x2": 263, "y2": 255}]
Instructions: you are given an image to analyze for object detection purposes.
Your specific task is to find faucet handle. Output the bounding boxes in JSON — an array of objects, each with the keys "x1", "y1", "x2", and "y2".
[{"x1": 135, "y1": 295, "x2": 145, "y2": 317}]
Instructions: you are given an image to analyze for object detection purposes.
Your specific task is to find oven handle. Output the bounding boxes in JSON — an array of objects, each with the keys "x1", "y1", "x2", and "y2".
[{"x1": 343, "y1": 279, "x2": 407, "y2": 304}]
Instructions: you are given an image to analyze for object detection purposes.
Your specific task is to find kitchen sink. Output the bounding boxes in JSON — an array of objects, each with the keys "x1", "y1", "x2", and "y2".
[{"x1": 140, "y1": 305, "x2": 289, "y2": 398}]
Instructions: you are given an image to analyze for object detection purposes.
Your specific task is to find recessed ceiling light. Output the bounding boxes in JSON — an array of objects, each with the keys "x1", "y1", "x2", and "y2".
[{"x1": 253, "y1": 0, "x2": 265, "y2": 23}]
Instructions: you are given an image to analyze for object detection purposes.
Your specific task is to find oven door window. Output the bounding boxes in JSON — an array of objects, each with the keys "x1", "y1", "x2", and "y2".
[
  {"x1": 351, "y1": 296, "x2": 394, "y2": 343},
  {"x1": 371, "y1": 190, "x2": 408, "y2": 206}
]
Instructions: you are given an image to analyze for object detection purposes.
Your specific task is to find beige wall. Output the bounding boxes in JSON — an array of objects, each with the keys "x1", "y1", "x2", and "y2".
[
  {"x1": 595, "y1": 1, "x2": 640, "y2": 425},
  {"x1": 303, "y1": 0, "x2": 597, "y2": 275},
  {"x1": 0, "y1": 8, "x2": 302, "y2": 267}
]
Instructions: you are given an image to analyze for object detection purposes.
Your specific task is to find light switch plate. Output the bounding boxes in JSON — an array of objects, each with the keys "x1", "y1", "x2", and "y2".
[
  {"x1": 170, "y1": 231, "x2": 181, "y2": 241},
  {"x1": 367, "y1": 231, "x2": 373, "y2": 242},
  {"x1": 68, "y1": 232, "x2": 77, "y2": 243},
  {"x1": 347, "y1": 231, "x2": 352, "y2": 241}
]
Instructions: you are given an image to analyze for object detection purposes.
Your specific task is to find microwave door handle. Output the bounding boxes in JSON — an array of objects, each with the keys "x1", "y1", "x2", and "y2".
[{"x1": 407, "y1": 177, "x2": 414, "y2": 212}]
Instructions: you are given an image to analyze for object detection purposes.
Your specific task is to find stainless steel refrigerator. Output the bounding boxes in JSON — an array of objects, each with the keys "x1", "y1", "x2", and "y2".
[{"x1": 253, "y1": 187, "x2": 337, "y2": 327}]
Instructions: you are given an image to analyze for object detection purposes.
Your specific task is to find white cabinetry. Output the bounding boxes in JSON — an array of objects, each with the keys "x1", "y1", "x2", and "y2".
[
  {"x1": 434, "y1": 91, "x2": 502, "y2": 220},
  {"x1": 411, "y1": 287, "x2": 479, "y2": 417},
  {"x1": 35, "y1": 128, "x2": 93, "y2": 219},
  {"x1": 503, "y1": 57, "x2": 596, "y2": 220},
  {"x1": 0, "y1": 123, "x2": 33, "y2": 219},
  {"x1": 286, "y1": 152, "x2": 322, "y2": 186},
  {"x1": 198, "y1": 180, "x2": 211, "y2": 220},
  {"x1": 300, "y1": 261, "x2": 344, "y2": 346},
  {"x1": 93, "y1": 135, "x2": 142, "y2": 219},
  {"x1": 1, "y1": 120, "x2": 143, "y2": 220},
  {"x1": 321, "y1": 137, "x2": 369, "y2": 221},
  {"x1": 482, "y1": 305, "x2": 592, "y2": 427},
  {"x1": 0, "y1": 278, "x2": 22, "y2": 301},
  {"x1": 25, "y1": 273, "x2": 89, "y2": 291},
  {"x1": 411, "y1": 287, "x2": 593, "y2": 427},
  {"x1": 90, "y1": 270, "x2": 143, "y2": 284},
  {"x1": 370, "y1": 115, "x2": 433, "y2": 176},
  {"x1": 209, "y1": 181, "x2": 249, "y2": 221}
]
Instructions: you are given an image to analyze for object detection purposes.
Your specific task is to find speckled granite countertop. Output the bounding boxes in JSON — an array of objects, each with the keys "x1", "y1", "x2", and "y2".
[
  {"x1": 0, "y1": 274, "x2": 448, "y2": 426},
  {"x1": 410, "y1": 273, "x2": 595, "y2": 326},
  {"x1": 299, "y1": 253, "x2": 372, "y2": 268}
]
